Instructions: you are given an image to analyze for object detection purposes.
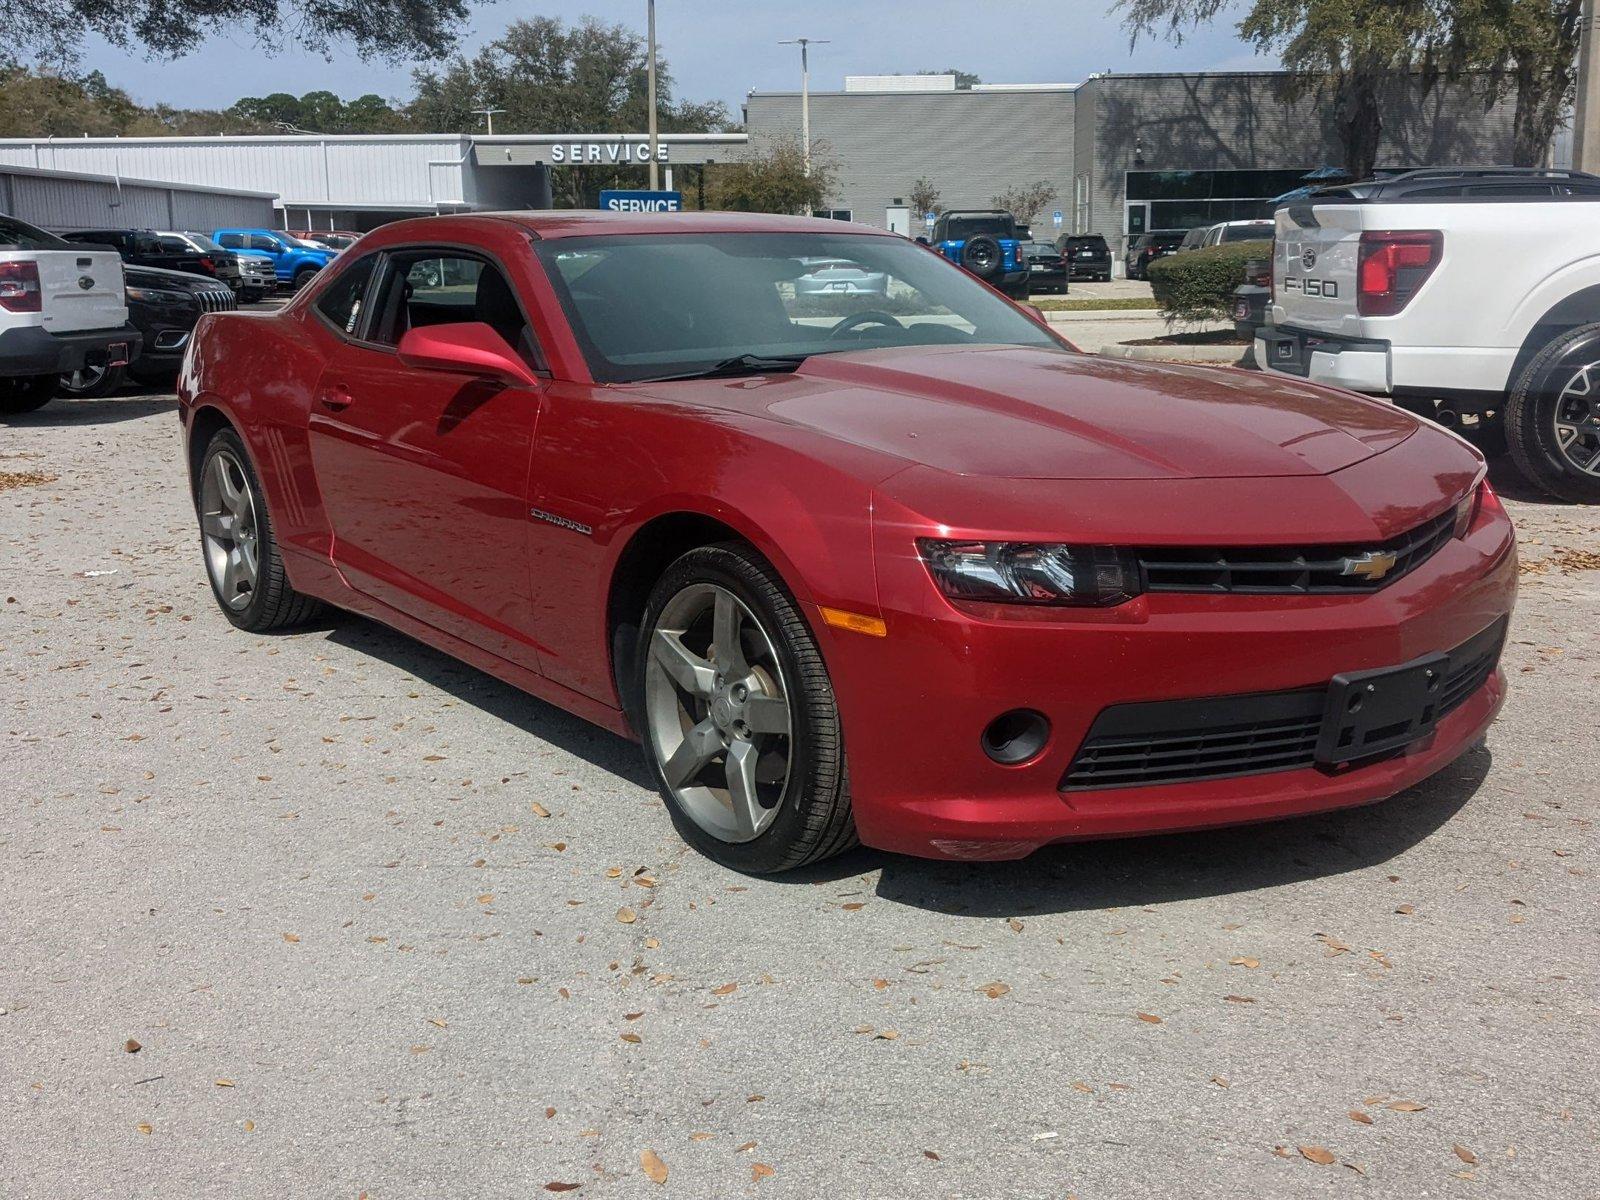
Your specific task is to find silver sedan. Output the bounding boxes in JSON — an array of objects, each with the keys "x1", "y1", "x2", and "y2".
[{"x1": 792, "y1": 257, "x2": 890, "y2": 298}]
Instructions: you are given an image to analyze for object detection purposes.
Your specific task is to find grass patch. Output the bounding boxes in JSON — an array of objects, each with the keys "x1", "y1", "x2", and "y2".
[
  {"x1": 1030, "y1": 297, "x2": 1160, "y2": 312},
  {"x1": 1123, "y1": 329, "x2": 1249, "y2": 347}
]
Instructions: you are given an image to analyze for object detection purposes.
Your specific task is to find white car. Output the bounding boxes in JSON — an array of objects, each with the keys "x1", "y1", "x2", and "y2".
[
  {"x1": 1257, "y1": 167, "x2": 1600, "y2": 502},
  {"x1": 1, "y1": 214, "x2": 140, "y2": 415}
]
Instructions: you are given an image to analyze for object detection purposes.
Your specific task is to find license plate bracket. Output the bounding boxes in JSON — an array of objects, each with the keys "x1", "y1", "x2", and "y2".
[{"x1": 1316, "y1": 652, "x2": 1450, "y2": 764}]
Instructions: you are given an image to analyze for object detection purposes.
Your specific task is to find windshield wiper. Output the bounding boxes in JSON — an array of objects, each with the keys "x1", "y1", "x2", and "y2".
[{"x1": 643, "y1": 353, "x2": 808, "y2": 382}]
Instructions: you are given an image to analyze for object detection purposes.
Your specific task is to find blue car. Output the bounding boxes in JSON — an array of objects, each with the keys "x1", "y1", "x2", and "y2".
[
  {"x1": 212, "y1": 229, "x2": 335, "y2": 291},
  {"x1": 926, "y1": 210, "x2": 1030, "y2": 298}
]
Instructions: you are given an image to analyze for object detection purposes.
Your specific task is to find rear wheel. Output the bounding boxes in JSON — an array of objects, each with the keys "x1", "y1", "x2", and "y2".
[
  {"x1": 197, "y1": 428, "x2": 324, "y2": 631},
  {"x1": 1506, "y1": 323, "x2": 1600, "y2": 503},
  {"x1": 0, "y1": 375, "x2": 57, "y2": 414},
  {"x1": 58, "y1": 362, "x2": 125, "y2": 399},
  {"x1": 636, "y1": 543, "x2": 855, "y2": 873}
]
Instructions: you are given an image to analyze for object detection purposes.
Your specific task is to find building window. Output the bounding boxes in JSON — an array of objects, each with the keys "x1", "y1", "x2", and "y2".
[
  {"x1": 1074, "y1": 175, "x2": 1089, "y2": 234},
  {"x1": 814, "y1": 209, "x2": 854, "y2": 222}
]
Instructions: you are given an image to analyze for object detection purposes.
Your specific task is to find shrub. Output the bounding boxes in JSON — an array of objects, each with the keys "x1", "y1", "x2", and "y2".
[{"x1": 1147, "y1": 240, "x2": 1272, "y2": 323}]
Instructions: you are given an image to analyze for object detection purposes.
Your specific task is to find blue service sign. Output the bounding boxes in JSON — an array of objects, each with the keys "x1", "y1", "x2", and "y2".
[
  {"x1": 599, "y1": 189, "x2": 683, "y2": 213},
  {"x1": 1052, "y1": 209, "x2": 1064, "y2": 224}
]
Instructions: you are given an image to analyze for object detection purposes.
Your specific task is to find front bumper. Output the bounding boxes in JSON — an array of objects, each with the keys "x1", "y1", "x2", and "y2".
[
  {"x1": 1257, "y1": 324, "x2": 1391, "y2": 394},
  {"x1": 0, "y1": 323, "x2": 143, "y2": 378},
  {"x1": 821, "y1": 490, "x2": 1515, "y2": 862}
]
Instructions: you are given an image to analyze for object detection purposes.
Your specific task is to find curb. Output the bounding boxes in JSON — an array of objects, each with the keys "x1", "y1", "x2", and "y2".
[{"x1": 1097, "y1": 342, "x2": 1257, "y2": 367}]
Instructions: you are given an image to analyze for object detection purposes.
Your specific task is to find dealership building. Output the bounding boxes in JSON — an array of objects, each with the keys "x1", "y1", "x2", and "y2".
[
  {"x1": 743, "y1": 70, "x2": 1532, "y2": 248},
  {"x1": 0, "y1": 68, "x2": 1549, "y2": 263}
]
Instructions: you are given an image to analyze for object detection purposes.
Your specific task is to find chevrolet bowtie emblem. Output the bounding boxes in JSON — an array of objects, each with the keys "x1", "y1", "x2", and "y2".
[{"x1": 1341, "y1": 549, "x2": 1399, "y2": 581}]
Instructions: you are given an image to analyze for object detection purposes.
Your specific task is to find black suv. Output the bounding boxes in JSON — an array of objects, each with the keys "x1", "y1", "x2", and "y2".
[
  {"x1": 1057, "y1": 234, "x2": 1112, "y2": 282},
  {"x1": 1124, "y1": 230, "x2": 1187, "y2": 281},
  {"x1": 60, "y1": 228, "x2": 243, "y2": 293}
]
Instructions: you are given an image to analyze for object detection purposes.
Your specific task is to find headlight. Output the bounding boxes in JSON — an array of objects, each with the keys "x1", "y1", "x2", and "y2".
[
  {"x1": 126, "y1": 286, "x2": 189, "y2": 304},
  {"x1": 918, "y1": 539, "x2": 1142, "y2": 606}
]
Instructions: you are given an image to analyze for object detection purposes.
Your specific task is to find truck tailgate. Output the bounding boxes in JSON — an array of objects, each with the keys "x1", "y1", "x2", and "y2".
[
  {"x1": 1273, "y1": 205, "x2": 1364, "y2": 334},
  {"x1": 37, "y1": 249, "x2": 127, "y2": 332}
]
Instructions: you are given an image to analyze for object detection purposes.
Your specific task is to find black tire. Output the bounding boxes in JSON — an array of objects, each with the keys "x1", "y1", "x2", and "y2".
[
  {"x1": 292, "y1": 266, "x2": 320, "y2": 291},
  {"x1": 1505, "y1": 322, "x2": 1600, "y2": 503},
  {"x1": 197, "y1": 427, "x2": 324, "y2": 631},
  {"x1": 635, "y1": 542, "x2": 856, "y2": 873},
  {"x1": 0, "y1": 375, "x2": 57, "y2": 414},
  {"x1": 57, "y1": 362, "x2": 125, "y2": 399},
  {"x1": 128, "y1": 363, "x2": 177, "y2": 387},
  {"x1": 961, "y1": 235, "x2": 1004, "y2": 283},
  {"x1": 240, "y1": 288, "x2": 266, "y2": 304}
]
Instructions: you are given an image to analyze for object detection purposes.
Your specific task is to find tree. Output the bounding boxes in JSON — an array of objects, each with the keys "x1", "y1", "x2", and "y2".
[
  {"x1": 407, "y1": 15, "x2": 729, "y2": 205},
  {"x1": 229, "y1": 90, "x2": 410, "y2": 134},
  {"x1": 1119, "y1": 0, "x2": 1444, "y2": 179},
  {"x1": 709, "y1": 136, "x2": 838, "y2": 215},
  {"x1": 0, "y1": 0, "x2": 467, "y2": 68},
  {"x1": 908, "y1": 176, "x2": 943, "y2": 219},
  {"x1": 990, "y1": 180, "x2": 1058, "y2": 224},
  {"x1": 1440, "y1": 0, "x2": 1583, "y2": 166}
]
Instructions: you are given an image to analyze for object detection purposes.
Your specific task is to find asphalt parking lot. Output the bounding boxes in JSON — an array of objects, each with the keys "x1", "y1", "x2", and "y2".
[{"x1": 3, "y1": 390, "x2": 1597, "y2": 1199}]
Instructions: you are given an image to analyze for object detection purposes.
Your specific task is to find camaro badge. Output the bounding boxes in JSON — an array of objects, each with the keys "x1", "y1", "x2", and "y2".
[
  {"x1": 1341, "y1": 549, "x2": 1398, "y2": 581},
  {"x1": 529, "y1": 507, "x2": 593, "y2": 536}
]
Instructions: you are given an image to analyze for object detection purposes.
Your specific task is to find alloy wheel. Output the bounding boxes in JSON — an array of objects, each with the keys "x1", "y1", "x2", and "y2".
[
  {"x1": 643, "y1": 583, "x2": 793, "y2": 844},
  {"x1": 61, "y1": 364, "x2": 107, "y2": 394},
  {"x1": 199, "y1": 449, "x2": 261, "y2": 610},
  {"x1": 1554, "y1": 360, "x2": 1600, "y2": 478}
]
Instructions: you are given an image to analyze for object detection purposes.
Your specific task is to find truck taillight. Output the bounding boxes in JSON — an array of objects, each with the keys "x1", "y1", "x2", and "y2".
[
  {"x1": 0, "y1": 260, "x2": 42, "y2": 312},
  {"x1": 1357, "y1": 230, "x2": 1442, "y2": 317},
  {"x1": 198, "y1": 255, "x2": 217, "y2": 273}
]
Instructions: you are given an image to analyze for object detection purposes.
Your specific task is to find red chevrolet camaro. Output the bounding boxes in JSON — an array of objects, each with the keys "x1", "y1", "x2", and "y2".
[{"x1": 178, "y1": 211, "x2": 1516, "y2": 873}]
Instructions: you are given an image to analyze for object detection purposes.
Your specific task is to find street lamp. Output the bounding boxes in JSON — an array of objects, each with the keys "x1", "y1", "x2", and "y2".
[
  {"x1": 779, "y1": 36, "x2": 829, "y2": 215},
  {"x1": 647, "y1": 0, "x2": 660, "y2": 190},
  {"x1": 472, "y1": 105, "x2": 506, "y2": 136}
]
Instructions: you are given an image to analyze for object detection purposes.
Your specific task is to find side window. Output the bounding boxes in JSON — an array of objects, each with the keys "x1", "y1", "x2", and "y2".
[
  {"x1": 249, "y1": 235, "x2": 281, "y2": 253},
  {"x1": 218, "y1": 233, "x2": 244, "y2": 249},
  {"x1": 134, "y1": 233, "x2": 161, "y2": 255},
  {"x1": 156, "y1": 235, "x2": 191, "y2": 254},
  {"x1": 366, "y1": 251, "x2": 541, "y2": 368},
  {"x1": 314, "y1": 254, "x2": 378, "y2": 337}
]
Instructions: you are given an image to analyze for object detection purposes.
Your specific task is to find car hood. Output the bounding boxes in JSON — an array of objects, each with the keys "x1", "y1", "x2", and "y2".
[{"x1": 635, "y1": 344, "x2": 1418, "y2": 480}]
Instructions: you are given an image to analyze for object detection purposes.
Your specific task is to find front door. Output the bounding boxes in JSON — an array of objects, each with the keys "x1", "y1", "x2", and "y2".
[{"x1": 306, "y1": 249, "x2": 548, "y2": 671}]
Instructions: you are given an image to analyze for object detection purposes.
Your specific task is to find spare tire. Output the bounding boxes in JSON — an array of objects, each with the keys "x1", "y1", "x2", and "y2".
[{"x1": 961, "y1": 235, "x2": 1004, "y2": 281}]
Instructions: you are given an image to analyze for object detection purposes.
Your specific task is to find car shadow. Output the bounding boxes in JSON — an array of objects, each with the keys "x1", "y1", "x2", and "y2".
[
  {"x1": 319, "y1": 615, "x2": 652, "y2": 789},
  {"x1": 1483, "y1": 452, "x2": 1565, "y2": 506},
  {"x1": 308, "y1": 612, "x2": 1488, "y2": 914},
  {"x1": 3, "y1": 392, "x2": 176, "y2": 427}
]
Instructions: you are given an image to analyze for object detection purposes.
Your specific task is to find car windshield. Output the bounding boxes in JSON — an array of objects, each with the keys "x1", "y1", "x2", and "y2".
[
  {"x1": 534, "y1": 232, "x2": 1062, "y2": 384},
  {"x1": 1152, "y1": 233, "x2": 1186, "y2": 248},
  {"x1": 1067, "y1": 237, "x2": 1105, "y2": 249},
  {"x1": 0, "y1": 215, "x2": 71, "y2": 250},
  {"x1": 289, "y1": 237, "x2": 325, "y2": 250},
  {"x1": 181, "y1": 232, "x2": 228, "y2": 253},
  {"x1": 943, "y1": 216, "x2": 1014, "y2": 240},
  {"x1": 1220, "y1": 223, "x2": 1275, "y2": 243}
]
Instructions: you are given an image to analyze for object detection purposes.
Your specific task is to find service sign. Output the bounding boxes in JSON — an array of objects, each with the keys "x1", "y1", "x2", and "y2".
[
  {"x1": 599, "y1": 190, "x2": 683, "y2": 213},
  {"x1": 552, "y1": 141, "x2": 670, "y2": 164}
]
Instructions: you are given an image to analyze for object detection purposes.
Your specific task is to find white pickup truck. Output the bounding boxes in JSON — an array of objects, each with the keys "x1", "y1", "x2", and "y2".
[
  {"x1": 1257, "y1": 168, "x2": 1600, "y2": 503},
  {"x1": 2, "y1": 213, "x2": 141, "y2": 415}
]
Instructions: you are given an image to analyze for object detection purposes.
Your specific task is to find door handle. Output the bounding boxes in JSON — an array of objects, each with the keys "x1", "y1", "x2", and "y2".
[{"x1": 318, "y1": 383, "x2": 354, "y2": 411}]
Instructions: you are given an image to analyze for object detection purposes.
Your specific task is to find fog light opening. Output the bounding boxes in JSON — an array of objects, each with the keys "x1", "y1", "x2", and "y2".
[{"x1": 982, "y1": 709, "x2": 1050, "y2": 766}]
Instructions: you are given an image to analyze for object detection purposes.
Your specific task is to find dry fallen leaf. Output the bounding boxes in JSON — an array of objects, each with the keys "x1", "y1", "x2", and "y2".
[
  {"x1": 243, "y1": 1120, "x2": 255, "y2": 1132},
  {"x1": 640, "y1": 1148, "x2": 668, "y2": 1184},
  {"x1": 530, "y1": 802, "x2": 551, "y2": 818},
  {"x1": 841, "y1": 902, "x2": 865, "y2": 911},
  {"x1": 136, "y1": 1123, "x2": 153, "y2": 1135},
  {"x1": 1136, "y1": 1012, "x2": 1163, "y2": 1024},
  {"x1": 874, "y1": 1029, "x2": 900, "y2": 1040},
  {"x1": 620, "y1": 1032, "x2": 642, "y2": 1044},
  {"x1": 689, "y1": 1132, "x2": 714, "y2": 1142},
  {"x1": 617, "y1": 907, "x2": 637, "y2": 924},
  {"x1": 1299, "y1": 1146, "x2": 1336, "y2": 1165},
  {"x1": 712, "y1": 983, "x2": 738, "y2": 996},
  {"x1": 124, "y1": 1039, "x2": 141, "y2": 1054},
  {"x1": 1210, "y1": 1076, "x2": 1230, "y2": 1088},
  {"x1": 1454, "y1": 1145, "x2": 1477, "y2": 1165},
  {"x1": 428, "y1": 1018, "x2": 448, "y2": 1029},
  {"x1": 1007, "y1": 918, "x2": 1024, "y2": 933},
  {"x1": 751, "y1": 1164, "x2": 776, "y2": 1181},
  {"x1": 281, "y1": 933, "x2": 300, "y2": 944},
  {"x1": 923, "y1": 1149, "x2": 941, "y2": 1161},
  {"x1": 215, "y1": 1079, "x2": 235, "y2": 1088},
  {"x1": 981, "y1": 982, "x2": 1011, "y2": 999},
  {"x1": 544, "y1": 1184, "x2": 581, "y2": 1193},
  {"x1": 1349, "y1": 1110, "x2": 1373, "y2": 1125},
  {"x1": 1229, "y1": 956, "x2": 1260, "y2": 968},
  {"x1": 545, "y1": 1107, "x2": 556, "y2": 1118},
  {"x1": 1387, "y1": 1100, "x2": 1427, "y2": 1112},
  {"x1": 1224, "y1": 994, "x2": 1256, "y2": 1004}
]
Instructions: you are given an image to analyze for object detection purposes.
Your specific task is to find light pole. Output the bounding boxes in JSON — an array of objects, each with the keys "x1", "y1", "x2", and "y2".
[
  {"x1": 647, "y1": 0, "x2": 660, "y2": 190},
  {"x1": 779, "y1": 36, "x2": 829, "y2": 214},
  {"x1": 1576, "y1": 0, "x2": 1600, "y2": 171},
  {"x1": 472, "y1": 106, "x2": 505, "y2": 136}
]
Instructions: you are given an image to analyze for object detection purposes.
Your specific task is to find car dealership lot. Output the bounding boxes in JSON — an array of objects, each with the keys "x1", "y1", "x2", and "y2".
[{"x1": 3, "y1": 395, "x2": 1597, "y2": 1198}]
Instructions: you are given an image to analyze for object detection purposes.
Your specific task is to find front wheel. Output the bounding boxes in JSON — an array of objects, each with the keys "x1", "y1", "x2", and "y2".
[
  {"x1": 1506, "y1": 323, "x2": 1600, "y2": 503},
  {"x1": 292, "y1": 266, "x2": 319, "y2": 291},
  {"x1": 197, "y1": 428, "x2": 324, "y2": 631},
  {"x1": 0, "y1": 375, "x2": 57, "y2": 414},
  {"x1": 636, "y1": 543, "x2": 855, "y2": 873}
]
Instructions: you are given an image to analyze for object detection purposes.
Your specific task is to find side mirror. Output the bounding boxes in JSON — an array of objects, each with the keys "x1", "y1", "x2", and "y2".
[
  {"x1": 914, "y1": 236, "x2": 930, "y2": 245},
  {"x1": 1022, "y1": 302, "x2": 1047, "y2": 323},
  {"x1": 398, "y1": 322, "x2": 540, "y2": 388}
]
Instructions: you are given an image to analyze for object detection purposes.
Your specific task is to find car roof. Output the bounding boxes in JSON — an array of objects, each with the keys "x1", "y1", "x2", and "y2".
[{"x1": 359, "y1": 210, "x2": 902, "y2": 243}]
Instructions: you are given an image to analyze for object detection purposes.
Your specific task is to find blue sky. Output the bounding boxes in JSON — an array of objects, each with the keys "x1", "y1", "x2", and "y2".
[{"x1": 79, "y1": 0, "x2": 1266, "y2": 115}]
